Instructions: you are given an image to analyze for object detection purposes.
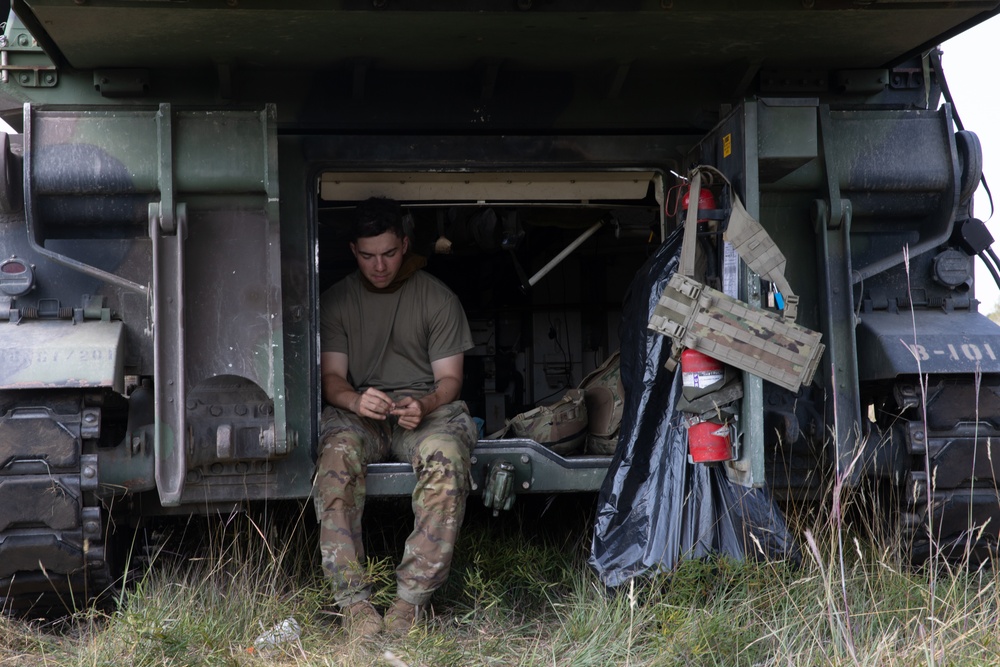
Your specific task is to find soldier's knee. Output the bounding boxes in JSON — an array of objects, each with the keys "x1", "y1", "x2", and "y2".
[
  {"x1": 415, "y1": 436, "x2": 470, "y2": 494},
  {"x1": 418, "y1": 436, "x2": 468, "y2": 467},
  {"x1": 316, "y1": 432, "x2": 368, "y2": 499},
  {"x1": 320, "y1": 431, "x2": 365, "y2": 462}
]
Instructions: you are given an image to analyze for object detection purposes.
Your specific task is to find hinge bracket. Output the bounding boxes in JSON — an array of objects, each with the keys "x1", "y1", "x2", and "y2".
[{"x1": 0, "y1": 22, "x2": 57, "y2": 87}]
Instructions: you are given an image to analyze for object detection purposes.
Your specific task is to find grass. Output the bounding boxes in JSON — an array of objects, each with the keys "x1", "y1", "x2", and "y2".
[{"x1": 3, "y1": 491, "x2": 1000, "y2": 667}]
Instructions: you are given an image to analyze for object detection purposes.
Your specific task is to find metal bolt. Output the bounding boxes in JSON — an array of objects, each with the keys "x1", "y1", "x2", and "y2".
[
  {"x1": 235, "y1": 404, "x2": 247, "y2": 416},
  {"x1": 209, "y1": 405, "x2": 223, "y2": 417},
  {"x1": 44, "y1": 74, "x2": 54, "y2": 84},
  {"x1": 18, "y1": 74, "x2": 28, "y2": 84},
  {"x1": 85, "y1": 521, "x2": 99, "y2": 533},
  {"x1": 471, "y1": 482, "x2": 478, "y2": 491},
  {"x1": 82, "y1": 466, "x2": 96, "y2": 478},
  {"x1": 522, "y1": 481, "x2": 530, "y2": 489},
  {"x1": 470, "y1": 456, "x2": 478, "y2": 465},
  {"x1": 914, "y1": 431, "x2": 924, "y2": 441},
  {"x1": 17, "y1": 34, "x2": 28, "y2": 46},
  {"x1": 520, "y1": 455, "x2": 529, "y2": 464},
  {"x1": 84, "y1": 413, "x2": 97, "y2": 423}
]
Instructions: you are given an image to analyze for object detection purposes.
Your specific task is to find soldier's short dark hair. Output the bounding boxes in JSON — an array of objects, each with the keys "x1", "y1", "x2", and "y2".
[{"x1": 352, "y1": 197, "x2": 404, "y2": 241}]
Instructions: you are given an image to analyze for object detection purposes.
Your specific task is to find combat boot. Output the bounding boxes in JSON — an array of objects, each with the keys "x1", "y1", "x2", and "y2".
[
  {"x1": 383, "y1": 598, "x2": 425, "y2": 635},
  {"x1": 342, "y1": 599, "x2": 382, "y2": 640}
]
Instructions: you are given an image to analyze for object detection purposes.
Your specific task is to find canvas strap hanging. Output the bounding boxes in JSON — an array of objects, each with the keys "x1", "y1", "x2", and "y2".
[
  {"x1": 681, "y1": 165, "x2": 799, "y2": 322},
  {"x1": 648, "y1": 166, "x2": 825, "y2": 392}
]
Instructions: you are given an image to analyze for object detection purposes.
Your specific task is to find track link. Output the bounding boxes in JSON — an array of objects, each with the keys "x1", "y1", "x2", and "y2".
[
  {"x1": 890, "y1": 376, "x2": 1000, "y2": 564},
  {"x1": 0, "y1": 391, "x2": 114, "y2": 615}
]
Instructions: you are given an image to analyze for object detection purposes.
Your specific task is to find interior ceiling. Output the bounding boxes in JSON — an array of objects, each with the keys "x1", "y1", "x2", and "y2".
[{"x1": 17, "y1": 1, "x2": 1000, "y2": 73}]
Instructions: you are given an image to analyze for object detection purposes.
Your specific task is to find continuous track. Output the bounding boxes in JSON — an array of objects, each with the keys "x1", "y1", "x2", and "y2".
[
  {"x1": 0, "y1": 390, "x2": 114, "y2": 615},
  {"x1": 888, "y1": 376, "x2": 1000, "y2": 563}
]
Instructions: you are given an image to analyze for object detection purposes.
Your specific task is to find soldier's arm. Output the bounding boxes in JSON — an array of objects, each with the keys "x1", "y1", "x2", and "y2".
[
  {"x1": 424, "y1": 353, "x2": 464, "y2": 412},
  {"x1": 392, "y1": 353, "x2": 464, "y2": 429},
  {"x1": 321, "y1": 351, "x2": 393, "y2": 419}
]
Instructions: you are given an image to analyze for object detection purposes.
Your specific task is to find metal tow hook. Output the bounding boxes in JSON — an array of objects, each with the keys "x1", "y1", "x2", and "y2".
[{"x1": 482, "y1": 460, "x2": 517, "y2": 517}]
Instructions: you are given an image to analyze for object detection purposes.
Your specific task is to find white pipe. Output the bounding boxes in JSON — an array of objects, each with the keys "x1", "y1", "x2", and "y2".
[{"x1": 528, "y1": 219, "x2": 606, "y2": 287}]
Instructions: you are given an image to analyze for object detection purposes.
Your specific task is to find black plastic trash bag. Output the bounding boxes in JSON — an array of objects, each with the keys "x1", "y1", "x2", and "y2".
[{"x1": 589, "y1": 228, "x2": 798, "y2": 588}]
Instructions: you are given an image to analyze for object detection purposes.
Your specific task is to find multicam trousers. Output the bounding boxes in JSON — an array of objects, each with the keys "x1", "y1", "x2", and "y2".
[{"x1": 315, "y1": 399, "x2": 475, "y2": 607}]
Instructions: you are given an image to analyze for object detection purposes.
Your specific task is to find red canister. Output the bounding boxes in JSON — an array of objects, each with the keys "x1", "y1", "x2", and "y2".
[
  {"x1": 687, "y1": 419, "x2": 733, "y2": 463},
  {"x1": 681, "y1": 348, "x2": 724, "y2": 392}
]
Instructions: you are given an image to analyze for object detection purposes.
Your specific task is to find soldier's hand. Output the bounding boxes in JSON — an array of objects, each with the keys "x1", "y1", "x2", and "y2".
[
  {"x1": 390, "y1": 396, "x2": 427, "y2": 430},
  {"x1": 354, "y1": 387, "x2": 394, "y2": 420}
]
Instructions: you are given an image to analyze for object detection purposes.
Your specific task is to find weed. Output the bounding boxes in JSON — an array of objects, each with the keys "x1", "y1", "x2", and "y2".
[{"x1": 3, "y1": 489, "x2": 1000, "y2": 666}]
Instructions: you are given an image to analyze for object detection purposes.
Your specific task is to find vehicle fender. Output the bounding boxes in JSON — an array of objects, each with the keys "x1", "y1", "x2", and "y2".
[
  {"x1": 0, "y1": 320, "x2": 125, "y2": 392},
  {"x1": 856, "y1": 310, "x2": 1000, "y2": 380}
]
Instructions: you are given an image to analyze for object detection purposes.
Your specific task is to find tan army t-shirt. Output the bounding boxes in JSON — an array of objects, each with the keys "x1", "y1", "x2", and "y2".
[{"x1": 320, "y1": 270, "x2": 473, "y2": 393}]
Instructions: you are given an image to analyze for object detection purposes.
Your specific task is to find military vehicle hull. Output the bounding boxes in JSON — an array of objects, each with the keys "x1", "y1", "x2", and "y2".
[{"x1": 1, "y1": 1, "x2": 999, "y2": 612}]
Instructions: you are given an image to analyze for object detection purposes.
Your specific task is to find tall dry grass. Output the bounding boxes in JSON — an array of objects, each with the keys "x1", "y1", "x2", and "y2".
[{"x1": 0, "y1": 487, "x2": 998, "y2": 666}]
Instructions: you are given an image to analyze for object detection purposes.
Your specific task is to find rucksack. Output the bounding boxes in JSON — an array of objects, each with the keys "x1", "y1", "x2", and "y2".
[
  {"x1": 579, "y1": 351, "x2": 624, "y2": 454},
  {"x1": 487, "y1": 351, "x2": 623, "y2": 456},
  {"x1": 495, "y1": 388, "x2": 589, "y2": 456}
]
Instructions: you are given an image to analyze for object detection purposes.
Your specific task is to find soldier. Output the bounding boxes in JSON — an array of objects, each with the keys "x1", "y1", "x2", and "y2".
[{"x1": 315, "y1": 197, "x2": 476, "y2": 639}]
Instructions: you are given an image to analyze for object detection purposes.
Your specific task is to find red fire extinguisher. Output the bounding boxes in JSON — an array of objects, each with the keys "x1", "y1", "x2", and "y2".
[
  {"x1": 681, "y1": 348, "x2": 724, "y2": 392},
  {"x1": 680, "y1": 184, "x2": 717, "y2": 224},
  {"x1": 681, "y1": 349, "x2": 733, "y2": 463}
]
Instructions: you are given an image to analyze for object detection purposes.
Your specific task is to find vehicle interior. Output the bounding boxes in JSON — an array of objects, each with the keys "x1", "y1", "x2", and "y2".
[{"x1": 316, "y1": 171, "x2": 667, "y2": 446}]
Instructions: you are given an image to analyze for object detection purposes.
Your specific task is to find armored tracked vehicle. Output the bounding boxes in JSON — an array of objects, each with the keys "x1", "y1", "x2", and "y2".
[{"x1": 1, "y1": 1, "x2": 999, "y2": 612}]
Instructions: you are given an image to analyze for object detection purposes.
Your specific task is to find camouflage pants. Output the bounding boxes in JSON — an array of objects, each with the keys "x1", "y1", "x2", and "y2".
[{"x1": 315, "y1": 399, "x2": 475, "y2": 607}]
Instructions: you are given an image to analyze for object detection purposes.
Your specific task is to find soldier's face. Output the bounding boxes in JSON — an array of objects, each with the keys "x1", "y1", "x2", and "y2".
[{"x1": 351, "y1": 231, "x2": 409, "y2": 289}]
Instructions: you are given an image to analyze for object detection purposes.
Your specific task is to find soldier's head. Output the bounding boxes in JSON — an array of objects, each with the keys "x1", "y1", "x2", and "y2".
[
  {"x1": 351, "y1": 197, "x2": 406, "y2": 242},
  {"x1": 350, "y1": 197, "x2": 409, "y2": 289}
]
